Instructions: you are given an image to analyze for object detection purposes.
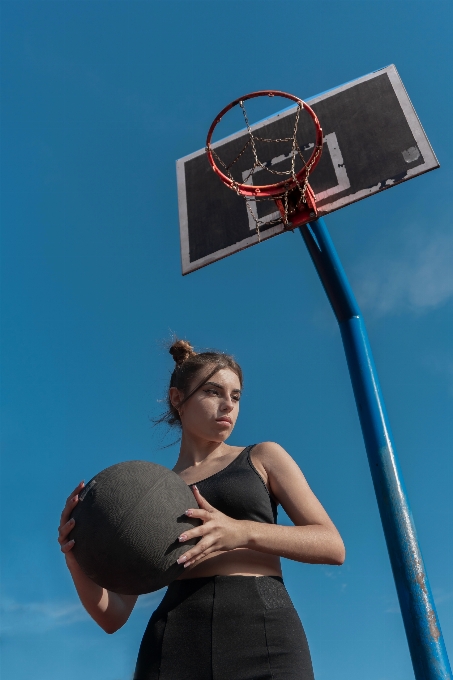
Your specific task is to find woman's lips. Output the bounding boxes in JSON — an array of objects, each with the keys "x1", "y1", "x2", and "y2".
[{"x1": 216, "y1": 417, "x2": 232, "y2": 425}]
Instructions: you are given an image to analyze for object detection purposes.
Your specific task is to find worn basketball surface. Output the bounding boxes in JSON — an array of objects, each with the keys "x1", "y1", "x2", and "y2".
[{"x1": 69, "y1": 461, "x2": 201, "y2": 595}]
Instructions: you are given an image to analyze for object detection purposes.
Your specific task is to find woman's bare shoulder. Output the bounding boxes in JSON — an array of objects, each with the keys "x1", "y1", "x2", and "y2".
[
  {"x1": 249, "y1": 442, "x2": 300, "y2": 488},
  {"x1": 251, "y1": 441, "x2": 295, "y2": 467},
  {"x1": 251, "y1": 443, "x2": 333, "y2": 528}
]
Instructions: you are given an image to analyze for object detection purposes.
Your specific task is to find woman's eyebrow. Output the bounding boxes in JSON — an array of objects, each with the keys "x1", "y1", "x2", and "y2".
[{"x1": 204, "y1": 381, "x2": 241, "y2": 394}]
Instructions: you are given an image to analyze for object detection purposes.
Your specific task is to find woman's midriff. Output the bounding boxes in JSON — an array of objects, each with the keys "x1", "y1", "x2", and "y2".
[{"x1": 177, "y1": 548, "x2": 282, "y2": 579}]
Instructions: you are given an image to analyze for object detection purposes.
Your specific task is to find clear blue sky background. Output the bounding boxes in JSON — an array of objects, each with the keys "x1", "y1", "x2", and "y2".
[{"x1": 1, "y1": 2, "x2": 452, "y2": 679}]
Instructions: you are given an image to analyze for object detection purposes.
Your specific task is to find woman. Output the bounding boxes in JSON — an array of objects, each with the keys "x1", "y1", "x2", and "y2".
[{"x1": 58, "y1": 340, "x2": 345, "y2": 680}]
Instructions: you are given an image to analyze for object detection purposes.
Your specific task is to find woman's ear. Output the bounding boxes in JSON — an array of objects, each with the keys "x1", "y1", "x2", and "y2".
[{"x1": 169, "y1": 387, "x2": 184, "y2": 413}]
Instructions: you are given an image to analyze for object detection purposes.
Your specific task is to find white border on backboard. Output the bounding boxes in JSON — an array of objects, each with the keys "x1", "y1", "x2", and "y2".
[{"x1": 177, "y1": 65, "x2": 439, "y2": 275}]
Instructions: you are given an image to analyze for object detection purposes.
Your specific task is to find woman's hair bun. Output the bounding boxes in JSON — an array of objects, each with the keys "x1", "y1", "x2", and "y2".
[{"x1": 169, "y1": 339, "x2": 196, "y2": 366}]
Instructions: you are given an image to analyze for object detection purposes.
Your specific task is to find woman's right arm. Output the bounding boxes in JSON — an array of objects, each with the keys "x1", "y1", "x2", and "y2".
[{"x1": 58, "y1": 482, "x2": 138, "y2": 634}]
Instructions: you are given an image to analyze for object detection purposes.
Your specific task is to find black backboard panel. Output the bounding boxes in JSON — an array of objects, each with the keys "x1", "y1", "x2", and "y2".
[{"x1": 177, "y1": 65, "x2": 438, "y2": 274}]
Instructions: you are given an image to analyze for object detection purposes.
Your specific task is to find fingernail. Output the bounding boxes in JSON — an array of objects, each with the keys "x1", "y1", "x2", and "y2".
[
  {"x1": 185, "y1": 509, "x2": 193, "y2": 517},
  {"x1": 184, "y1": 561, "x2": 192, "y2": 568},
  {"x1": 177, "y1": 555, "x2": 187, "y2": 564},
  {"x1": 178, "y1": 534, "x2": 187, "y2": 542},
  {"x1": 192, "y1": 485, "x2": 199, "y2": 492}
]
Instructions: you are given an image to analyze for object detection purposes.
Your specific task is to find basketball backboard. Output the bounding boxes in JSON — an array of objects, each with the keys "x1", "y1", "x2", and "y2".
[{"x1": 176, "y1": 65, "x2": 439, "y2": 275}]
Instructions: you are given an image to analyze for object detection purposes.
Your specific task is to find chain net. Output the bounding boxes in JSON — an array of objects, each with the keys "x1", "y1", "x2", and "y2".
[{"x1": 209, "y1": 100, "x2": 322, "y2": 240}]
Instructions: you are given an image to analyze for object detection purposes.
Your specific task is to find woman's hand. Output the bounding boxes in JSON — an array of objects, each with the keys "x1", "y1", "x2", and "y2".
[
  {"x1": 177, "y1": 486, "x2": 246, "y2": 569},
  {"x1": 58, "y1": 481, "x2": 84, "y2": 570}
]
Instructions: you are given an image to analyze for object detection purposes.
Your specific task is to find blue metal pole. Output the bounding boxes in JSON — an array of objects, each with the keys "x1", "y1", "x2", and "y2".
[{"x1": 300, "y1": 218, "x2": 452, "y2": 680}]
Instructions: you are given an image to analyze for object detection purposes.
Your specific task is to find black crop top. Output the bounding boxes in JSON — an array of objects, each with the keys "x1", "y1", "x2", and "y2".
[{"x1": 193, "y1": 445, "x2": 277, "y2": 524}]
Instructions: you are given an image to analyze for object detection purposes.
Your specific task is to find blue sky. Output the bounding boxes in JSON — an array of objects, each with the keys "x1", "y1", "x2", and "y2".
[{"x1": 1, "y1": 2, "x2": 452, "y2": 679}]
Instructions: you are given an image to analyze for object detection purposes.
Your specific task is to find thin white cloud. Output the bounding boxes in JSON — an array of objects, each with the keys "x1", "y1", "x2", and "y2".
[
  {"x1": 322, "y1": 566, "x2": 340, "y2": 579},
  {"x1": 353, "y1": 221, "x2": 453, "y2": 316},
  {"x1": 385, "y1": 598, "x2": 401, "y2": 614},
  {"x1": 1, "y1": 589, "x2": 165, "y2": 635},
  {"x1": 1, "y1": 596, "x2": 88, "y2": 634}
]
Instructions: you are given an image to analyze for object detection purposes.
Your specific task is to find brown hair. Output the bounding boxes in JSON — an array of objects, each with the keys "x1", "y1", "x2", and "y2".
[{"x1": 162, "y1": 339, "x2": 243, "y2": 428}]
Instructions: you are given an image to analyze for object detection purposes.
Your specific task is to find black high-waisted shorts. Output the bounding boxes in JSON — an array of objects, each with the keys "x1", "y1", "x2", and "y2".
[{"x1": 134, "y1": 575, "x2": 314, "y2": 680}]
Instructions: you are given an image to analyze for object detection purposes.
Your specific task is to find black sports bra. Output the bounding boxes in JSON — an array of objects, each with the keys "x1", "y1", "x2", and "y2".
[{"x1": 193, "y1": 445, "x2": 277, "y2": 525}]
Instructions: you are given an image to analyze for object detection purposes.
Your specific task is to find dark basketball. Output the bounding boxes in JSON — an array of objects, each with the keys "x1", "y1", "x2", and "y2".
[{"x1": 69, "y1": 460, "x2": 201, "y2": 595}]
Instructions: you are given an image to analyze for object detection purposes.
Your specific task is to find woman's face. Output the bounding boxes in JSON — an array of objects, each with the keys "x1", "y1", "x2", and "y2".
[{"x1": 170, "y1": 367, "x2": 241, "y2": 443}]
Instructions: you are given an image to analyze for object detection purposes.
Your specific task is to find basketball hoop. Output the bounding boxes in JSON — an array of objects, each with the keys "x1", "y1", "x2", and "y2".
[{"x1": 206, "y1": 90, "x2": 323, "y2": 237}]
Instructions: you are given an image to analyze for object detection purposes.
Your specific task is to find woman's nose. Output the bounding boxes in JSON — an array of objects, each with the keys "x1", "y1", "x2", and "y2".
[{"x1": 221, "y1": 397, "x2": 234, "y2": 411}]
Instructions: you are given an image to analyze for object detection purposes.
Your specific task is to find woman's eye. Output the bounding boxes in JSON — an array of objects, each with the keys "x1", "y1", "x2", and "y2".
[
  {"x1": 232, "y1": 395, "x2": 240, "y2": 402},
  {"x1": 204, "y1": 388, "x2": 219, "y2": 396}
]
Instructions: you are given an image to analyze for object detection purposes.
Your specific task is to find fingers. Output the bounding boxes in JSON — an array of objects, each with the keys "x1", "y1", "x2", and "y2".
[
  {"x1": 58, "y1": 517, "x2": 75, "y2": 543},
  {"x1": 66, "y1": 481, "x2": 85, "y2": 504},
  {"x1": 184, "y1": 508, "x2": 211, "y2": 522},
  {"x1": 179, "y1": 489, "x2": 238, "y2": 568},
  {"x1": 177, "y1": 540, "x2": 214, "y2": 568},
  {"x1": 58, "y1": 517, "x2": 76, "y2": 554},
  {"x1": 58, "y1": 481, "x2": 84, "y2": 555},
  {"x1": 178, "y1": 522, "x2": 208, "y2": 544},
  {"x1": 60, "y1": 481, "x2": 84, "y2": 525},
  {"x1": 61, "y1": 538, "x2": 76, "y2": 553},
  {"x1": 191, "y1": 485, "x2": 214, "y2": 511},
  {"x1": 177, "y1": 518, "x2": 210, "y2": 562},
  {"x1": 177, "y1": 523, "x2": 222, "y2": 567}
]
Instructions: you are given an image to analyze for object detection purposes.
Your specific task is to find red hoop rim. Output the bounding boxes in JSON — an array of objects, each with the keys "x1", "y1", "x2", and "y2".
[{"x1": 206, "y1": 90, "x2": 323, "y2": 198}]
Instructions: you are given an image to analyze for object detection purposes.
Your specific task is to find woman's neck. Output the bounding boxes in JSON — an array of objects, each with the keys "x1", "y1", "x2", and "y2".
[{"x1": 174, "y1": 432, "x2": 232, "y2": 471}]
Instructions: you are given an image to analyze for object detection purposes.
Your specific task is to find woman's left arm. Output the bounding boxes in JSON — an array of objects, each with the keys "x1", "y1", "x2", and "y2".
[
  {"x1": 244, "y1": 441, "x2": 345, "y2": 565},
  {"x1": 177, "y1": 442, "x2": 345, "y2": 568}
]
